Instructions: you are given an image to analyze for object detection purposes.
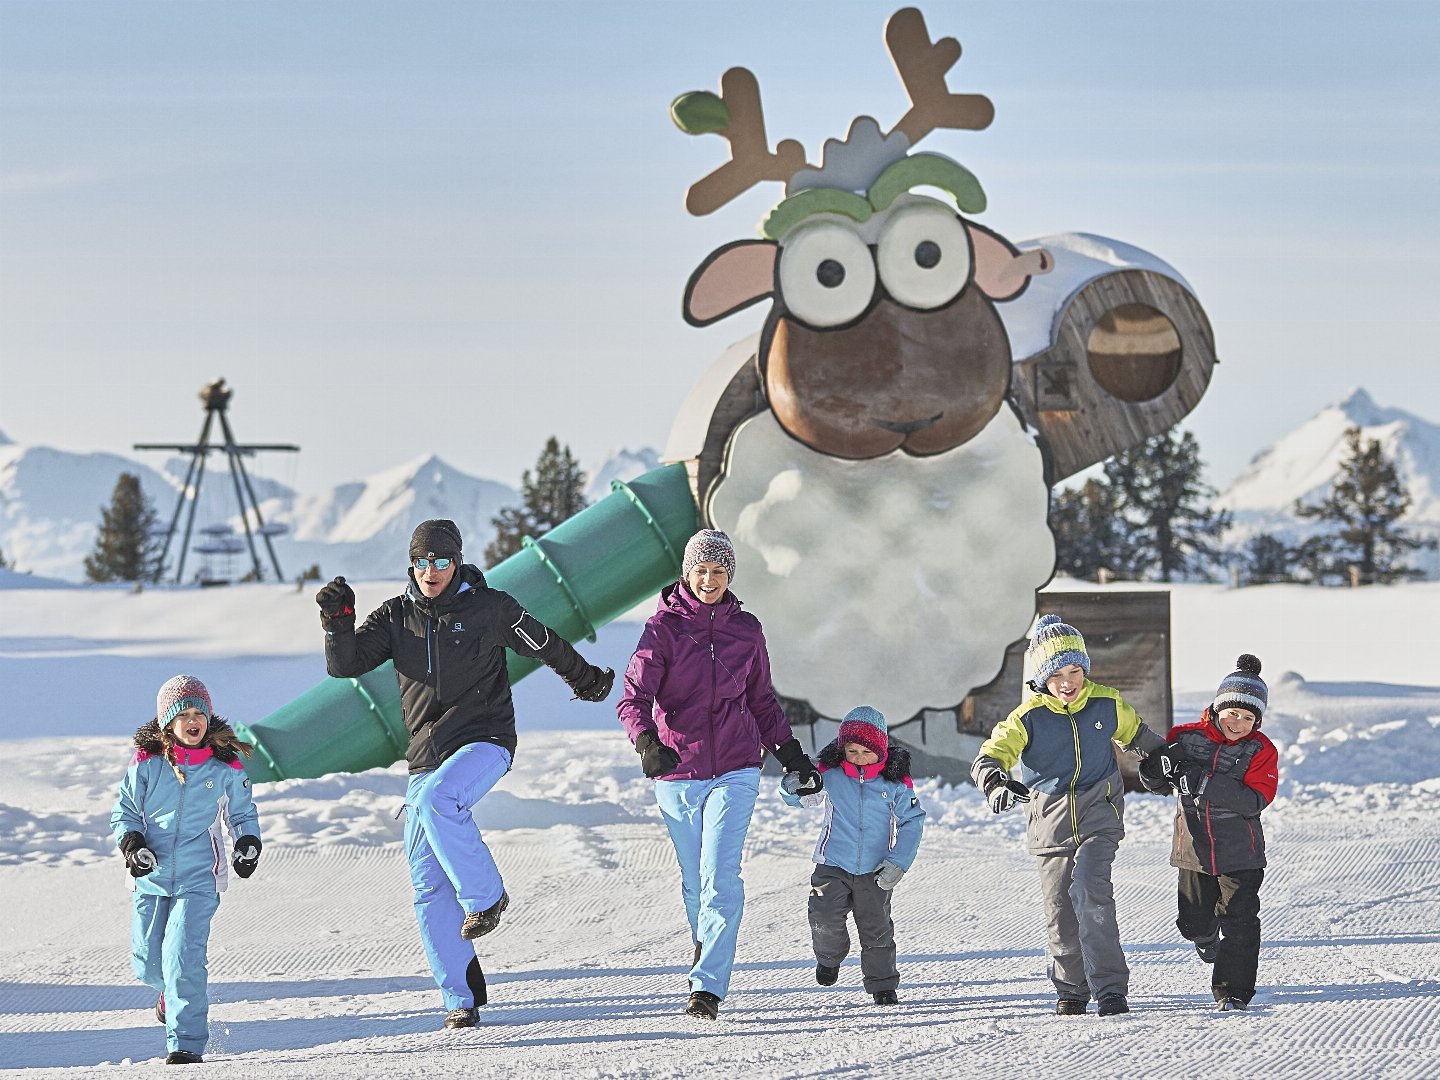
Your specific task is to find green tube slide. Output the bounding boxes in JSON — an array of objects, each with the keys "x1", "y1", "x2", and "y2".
[{"x1": 233, "y1": 464, "x2": 699, "y2": 783}]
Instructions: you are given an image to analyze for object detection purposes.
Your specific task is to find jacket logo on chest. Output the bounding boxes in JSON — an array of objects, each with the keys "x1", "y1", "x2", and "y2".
[
  {"x1": 451, "y1": 621, "x2": 464, "y2": 633},
  {"x1": 1095, "y1": 721, "x2": 1103, "y2": 730}
]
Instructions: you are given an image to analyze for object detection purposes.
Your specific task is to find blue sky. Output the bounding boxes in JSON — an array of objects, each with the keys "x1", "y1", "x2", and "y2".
[{"x1": 2, "y1": 0, "x2": 1438, "y2": 493}]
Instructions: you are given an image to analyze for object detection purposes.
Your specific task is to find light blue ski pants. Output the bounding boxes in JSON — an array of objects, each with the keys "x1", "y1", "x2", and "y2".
[
  {"x1": 405, "y1": 740, "x2": 511, "y2": 1010},
  {"x1": 654, "y1": 767, "x2": 761, "y2": 1000},
  {"x1": 131, "y1": 890, "x2": 220, "y2": 1056}
]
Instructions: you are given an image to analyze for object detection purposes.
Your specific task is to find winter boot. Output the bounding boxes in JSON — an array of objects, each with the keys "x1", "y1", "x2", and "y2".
[
  {"x1": 444, "y1": 1007, "x2": 479, "y2": 1029},
  {"x1": 460, "y1": 890, "x2": 510, "y2": 940},
  {"x1": 685, "y1": 991, "x2": 721, "y2": 1020},
  {"x1": 1218, "y1": 997, "x2": 1248, "y2": 1011},
  {"x1": 1097, "y1": 994, "x2": 1129, "y2": 1016},
  {"x1": 815, "y1": 963, "x2": 839, "y2": 986},
  {"x1": 872, "y1": 991, "x2": 899, "y2": 1005},
  {"x1": 1194, "y1": 934, "x2": 1219, "y2": 963},
  {"x1": 164, "y1": 1051, "x2": 203, "y2": 1064},
  {"x1": 155, "y1": 994, "x2": 166, "y2": 1024},
  {"x1": 1055, "y1": 997, "x2": 1088, "y2": 1015}
]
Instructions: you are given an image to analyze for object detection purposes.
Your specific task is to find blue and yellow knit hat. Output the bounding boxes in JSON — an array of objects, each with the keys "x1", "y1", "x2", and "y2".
[
  {"x1": 1212, "y1": 653, "x2": 1267, "y2": 724},
  {"x1": 1026, "y1": 613, "x2": 1090, "y2": 689}
]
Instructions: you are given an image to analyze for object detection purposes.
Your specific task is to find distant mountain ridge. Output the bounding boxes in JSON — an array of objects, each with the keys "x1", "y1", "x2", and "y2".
[
  {"x1": 0, "y1": 441, "x2": 657, "y2": 583},
  {"x1": 1216, "y1": 388, "x2": 1440, "y2": 534},
  {"x1": 4, "y1": 389, "x2": 1436, "y2": 583}
]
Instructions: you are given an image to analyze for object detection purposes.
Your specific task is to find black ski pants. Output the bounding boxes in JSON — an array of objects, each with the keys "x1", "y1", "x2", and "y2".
[
  {"x1": 1177, "y1": 866, "x2": 1265, "y2": 1005},
  {"x1": 808, "y1": 864, "x2": 899, "y2": 994}
]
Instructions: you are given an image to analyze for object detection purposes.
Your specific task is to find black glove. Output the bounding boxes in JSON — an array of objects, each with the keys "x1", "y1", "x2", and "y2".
[
  {"x1": 315, "y1": 576, "x2": 356, "y2": 633},
  {"x1": 982, "y1": 772, "x2": 1031, "y2": 813},
  {"x1": 566, "y1": 665, "x2": 615, "y2": 702},
  {"x1": 1175, "y1": 761, "x2": 1208, "y2": 797},
  {"x1": 118, "y1": 830, "x2": 157, "y2": 878},
  {"x1": 1140, "y1": 741, "x2": 1184, "y2": 790},
  {"x1": 773, "y1": 737, "x2": 823, "y2": 796},
  {"x1": 635, "y1": 731, "x2": 681, "y2": 778},
  {"x1": 231, "y1": 836, "x2": 261, "y2": 878}
]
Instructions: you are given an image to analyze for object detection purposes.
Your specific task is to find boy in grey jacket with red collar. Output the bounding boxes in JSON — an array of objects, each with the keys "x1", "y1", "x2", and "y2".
[{"x1": 1140, "y1": 654, "x2": 1279, "y2": 1011}]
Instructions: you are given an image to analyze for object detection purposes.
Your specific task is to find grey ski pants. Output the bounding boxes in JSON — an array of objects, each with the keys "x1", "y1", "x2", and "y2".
[
  {"x1": 1036, "y1": 835, "x2": 1128, "y2": 1001},
  {"x1": 808, "y1": 863, "x2": 899, "y2": 994}
]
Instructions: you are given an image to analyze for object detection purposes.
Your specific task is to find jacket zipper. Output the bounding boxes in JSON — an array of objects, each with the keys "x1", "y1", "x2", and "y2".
[
  {"x1": 1203, "y1": 741, "x2": 1222, "y2": 874},
  {"x1": 1065, "y1": 705, "x2": 1082, "y2": 845},
  {"x1": 170, "y1": 762, "x2": 187, "y2": 894},
  {"x1": 708, "y1": 606, "x2": 717, "y2": 779},
  {"x1": 857, "y1": 770, "x2": 866, "y2": 868}
]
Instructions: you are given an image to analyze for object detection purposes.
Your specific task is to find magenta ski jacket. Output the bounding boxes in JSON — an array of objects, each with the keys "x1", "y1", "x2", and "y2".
[{"x1": 618, "y1": 581, "x2": 795, "y2": 781}]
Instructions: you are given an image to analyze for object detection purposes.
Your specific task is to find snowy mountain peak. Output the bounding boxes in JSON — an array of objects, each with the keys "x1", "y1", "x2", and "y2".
[{"x1": 1217, "y1": 390, "x2": 1440, "y2": 549}]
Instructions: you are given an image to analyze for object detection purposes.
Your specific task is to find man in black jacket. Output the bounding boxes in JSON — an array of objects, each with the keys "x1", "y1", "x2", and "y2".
[{"x1": 316, "y1": 519, "x2": 612, "y2": 1030}]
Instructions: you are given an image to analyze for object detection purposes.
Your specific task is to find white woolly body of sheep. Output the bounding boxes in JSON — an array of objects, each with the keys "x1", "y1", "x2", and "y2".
[{"x1": 711, "y1": 404, "x2": 1054, "y2": 721}]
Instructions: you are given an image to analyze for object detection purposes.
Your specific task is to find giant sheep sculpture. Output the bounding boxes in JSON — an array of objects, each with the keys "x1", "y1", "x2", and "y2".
[{"x1": 664, "y1": 8, "x2": 1215, "y2": 727}]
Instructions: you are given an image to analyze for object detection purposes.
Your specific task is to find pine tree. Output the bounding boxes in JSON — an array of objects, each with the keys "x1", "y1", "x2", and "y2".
[
  {"x1": 484, "y1": 437, "x2": 589, "y2": 566},
  {"x1": 1238, "y1": 532, "x2": 1294, "y2": 585},
  {"x1": 1049, "y1": 477, "x2": 1137, "y2": 581},
  {"x1": 1293, "y1": 426, "x2": 1432, "y2": 585},
  {"x1": 85, "y1": 473, "x2": 163, "y2": 583},
  {"x1": 1102, "y1": 429, "x2": 1231, "y2": 583}
]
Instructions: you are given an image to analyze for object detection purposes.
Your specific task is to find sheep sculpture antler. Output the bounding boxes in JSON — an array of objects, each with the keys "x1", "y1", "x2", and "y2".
[{"x1": 673, "y1": 7, "x2": 995, "y2": 217}]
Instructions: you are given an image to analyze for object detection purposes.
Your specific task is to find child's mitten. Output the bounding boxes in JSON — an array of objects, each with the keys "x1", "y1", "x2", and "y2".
[
  {"x1": 875, "y1": 861, "x2": 905, "y2": 891},
  {"x1": 118, "y1": 830, "x2": 157, "y2": 878},
  {"x1": 982, "y1": 772, "x2": 1031, "y2": 813},
  {"x1": 231, "y1": 836, "x2": 262, "y2": 878},
  {"x1": 781, "y1": 772, "x2": 826, "y2": 808}
]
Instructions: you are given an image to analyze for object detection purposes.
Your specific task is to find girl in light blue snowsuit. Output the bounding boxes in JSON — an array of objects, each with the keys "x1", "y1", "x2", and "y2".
[{"x1": 111, "y1": 675, "x2": 261, "y2": 1065}]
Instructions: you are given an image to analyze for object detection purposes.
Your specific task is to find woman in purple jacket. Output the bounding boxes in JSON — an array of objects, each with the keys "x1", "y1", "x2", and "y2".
[{"x1": 618, "y1": 529, "x2": 822, "y2": 1019}]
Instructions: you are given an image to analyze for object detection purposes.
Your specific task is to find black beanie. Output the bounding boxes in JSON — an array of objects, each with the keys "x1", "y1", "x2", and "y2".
[{"x1": 409, "y1": 519, "x2": 463, "y2": 561}]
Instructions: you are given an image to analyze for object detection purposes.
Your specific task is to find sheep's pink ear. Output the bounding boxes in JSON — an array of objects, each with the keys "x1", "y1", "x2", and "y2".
[
  {"x1": 684, "y1": 239, "x2": 778, "y2": 326},
  {"x1": 969, "y1": 222, "x2": 1051, "y2": 301}
]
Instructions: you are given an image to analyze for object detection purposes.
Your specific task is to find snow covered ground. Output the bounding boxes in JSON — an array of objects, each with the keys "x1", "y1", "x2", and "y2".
[{"x1": 3, "y1": 577, "x2": 1440, "y2": 1077}]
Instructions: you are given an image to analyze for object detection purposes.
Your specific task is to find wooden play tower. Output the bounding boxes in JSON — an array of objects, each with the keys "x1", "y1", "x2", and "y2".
[{"x1": 135, "y1": 378, "x2": 299, "y2": 584}]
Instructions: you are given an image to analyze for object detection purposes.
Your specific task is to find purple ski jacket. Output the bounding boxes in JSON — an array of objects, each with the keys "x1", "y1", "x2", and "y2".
[{"x1": 617, "y1": 581, "x2": 795, "y2": 781}]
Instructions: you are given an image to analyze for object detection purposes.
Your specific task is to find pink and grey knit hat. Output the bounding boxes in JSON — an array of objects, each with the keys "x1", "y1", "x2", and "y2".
[
  {"x1": 157, "y1": 675, "x2": 212, "y2": 728},
  {"x1": 837, "y1": 705, "x2": 889, "y2": 758}
]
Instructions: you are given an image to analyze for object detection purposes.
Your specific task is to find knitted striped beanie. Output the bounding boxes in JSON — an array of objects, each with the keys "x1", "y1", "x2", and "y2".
[
  {"x1": 837, "y1": 705, "x2": 889, "y2": 758},
  {"x1": 1212, "y1": 654, "x2": 1267, "y2": 724},
  {"x1": 157, "y1": 674, "x2": 212, "y2": 728},
  {"x1": 1026, "y1": 613, "x2": 1090, "y2": 689}
]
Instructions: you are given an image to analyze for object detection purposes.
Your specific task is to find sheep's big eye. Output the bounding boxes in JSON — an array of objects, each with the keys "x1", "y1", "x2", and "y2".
[
  {"x1": 876, "y1": 204, "x2": 971, "y2": 311},
  {"x1": 777, "y1": 220, "x2": 876, "y2": 328}
]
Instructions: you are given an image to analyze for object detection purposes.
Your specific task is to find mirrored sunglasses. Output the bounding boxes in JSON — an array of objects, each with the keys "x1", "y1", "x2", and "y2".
[{"x1": 413, "y1": 557, "x2": 453, "y2": 571}]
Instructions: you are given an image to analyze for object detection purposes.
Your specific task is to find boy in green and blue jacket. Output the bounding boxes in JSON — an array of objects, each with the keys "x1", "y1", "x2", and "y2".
[{"x1": 970, "y1": 614, "x2": 1163, "y2": 1018}]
